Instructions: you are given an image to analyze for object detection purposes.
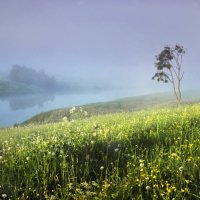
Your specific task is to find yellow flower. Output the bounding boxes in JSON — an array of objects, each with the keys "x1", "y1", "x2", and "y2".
[
  {"x1": 153, "y1": 184, "x2": 158, "y2": 188},
  {"x1": 167, "y1": 188, "x2": 171, "y2": 193},
  {"x1": 171, "y1": 186, "x2": 176, "y2": 192},
  {"x1": 140, "y1": 163, "x2": 144, "y2": 168},
  {"x1": 181, "y1": 188, "x2": 185, "y2": 193}
]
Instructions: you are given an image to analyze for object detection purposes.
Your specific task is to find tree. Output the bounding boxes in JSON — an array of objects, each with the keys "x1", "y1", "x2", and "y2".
[
  {"x1": 9, "y1": 65, "x2": 58, "y2": 90},
  {"x1": 152, "y1": 44, "x2": 186, "y2": 105}
]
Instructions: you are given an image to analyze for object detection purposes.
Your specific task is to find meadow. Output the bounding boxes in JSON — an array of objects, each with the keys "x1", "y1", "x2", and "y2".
[{"x1": 0, "y1": 104, "x2": 200, "y2": 199}]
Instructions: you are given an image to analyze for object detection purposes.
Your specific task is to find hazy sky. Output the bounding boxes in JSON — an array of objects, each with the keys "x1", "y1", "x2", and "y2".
[{"x1": 0, "y1": 0, "x2": 200, "y2": 94}]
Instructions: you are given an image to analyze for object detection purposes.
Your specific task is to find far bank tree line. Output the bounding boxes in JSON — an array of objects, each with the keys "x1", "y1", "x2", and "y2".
[{"x1": 9, "y1": 65, "x2": 58, "y2": 91}]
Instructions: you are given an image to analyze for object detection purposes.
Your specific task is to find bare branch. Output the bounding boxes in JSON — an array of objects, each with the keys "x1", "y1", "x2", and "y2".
[{"x1": 180, "y1": 71, "x2": 184, "y2": 80}]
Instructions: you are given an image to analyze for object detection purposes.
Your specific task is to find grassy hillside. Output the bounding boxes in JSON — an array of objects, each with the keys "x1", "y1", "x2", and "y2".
[
  {"x1": 22, "y1": 92, "x2": 200, "y2": 126},
  {"x1": 0, "y1": 104, "x2": 200, "y2": 199}
]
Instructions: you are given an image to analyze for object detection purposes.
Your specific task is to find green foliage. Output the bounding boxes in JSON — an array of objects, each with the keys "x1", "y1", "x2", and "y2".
[
  {"x1": 152, "y1": 44, "x2": 185, "y2": 83},
  {"x1": 1, "y1": 104, "x2": 200, "y2": 199}
]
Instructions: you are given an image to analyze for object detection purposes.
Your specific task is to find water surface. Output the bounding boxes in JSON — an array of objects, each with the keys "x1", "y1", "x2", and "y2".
[{"x1": 0, "y1": 90, "x2": 135, "y2": 127}]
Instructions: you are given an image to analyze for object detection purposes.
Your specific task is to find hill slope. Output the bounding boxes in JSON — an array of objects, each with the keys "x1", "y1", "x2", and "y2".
[{"x1": 22, "y1": 91, "x2": 200, "y2": 125}]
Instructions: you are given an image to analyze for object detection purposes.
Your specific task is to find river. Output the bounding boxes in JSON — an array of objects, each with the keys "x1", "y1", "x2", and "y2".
[{"x1": 0, "y1": 90, "x2": 136, "y2": 127}]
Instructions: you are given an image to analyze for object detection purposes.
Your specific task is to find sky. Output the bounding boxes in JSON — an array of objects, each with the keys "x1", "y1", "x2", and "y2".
[{"x1": 0, "y1": 0, "x2": 200, "y2": 95}]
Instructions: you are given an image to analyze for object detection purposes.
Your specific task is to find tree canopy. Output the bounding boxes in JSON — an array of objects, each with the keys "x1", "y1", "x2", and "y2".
[
  {"x1": 152, "y1": 44, "x2": 186, "y2": 105},
  {"x1": 9, "y1": 65, "x2": 57, "y2": 90}
]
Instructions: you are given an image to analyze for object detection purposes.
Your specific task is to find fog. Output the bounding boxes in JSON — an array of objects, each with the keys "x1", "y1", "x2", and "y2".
[{"x1": 1, "y1": 0, "x2": 200, "y2": 96}]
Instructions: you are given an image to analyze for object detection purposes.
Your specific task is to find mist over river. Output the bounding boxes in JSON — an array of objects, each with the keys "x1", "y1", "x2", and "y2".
[{"x1": 0, "y1": 90, "x2": 136, "y2": 127}]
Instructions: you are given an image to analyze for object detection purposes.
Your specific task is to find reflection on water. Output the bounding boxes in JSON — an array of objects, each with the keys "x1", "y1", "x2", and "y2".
[
  {"x1": 5, "y1": 94, "x2": 55, "y2": 110},
  {"x1": 0, "y1": 93, "x2": 57, "y2": 127},
  {"x1": 0, "y1": 90, "x2": 135, "y2": 127}
]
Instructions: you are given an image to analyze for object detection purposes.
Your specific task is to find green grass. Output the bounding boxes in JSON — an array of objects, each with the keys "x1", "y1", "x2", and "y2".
[{"x1": 1, "y1": 104, "x2": 200, "y2": 199}]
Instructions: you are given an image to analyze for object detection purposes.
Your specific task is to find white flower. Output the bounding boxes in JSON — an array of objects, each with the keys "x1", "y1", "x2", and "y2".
[
  {"x1": 63, "y1": 116, "x2": 68, "y2": 121},
  {"x1": 0, "y1": 156, "x2": 3, "y2": 160},
  {"x1": 51, "y1": 152, "x2": 55, "y2": 156},
  {"x1": 179, "y1": 166, "x2": 184, "y2": 171},
  {"x1": 26, "y1": 157, "x2": 30, "y2": 161},
  {"x1": 70, "y1": 107, "x2": 76, "y2": 114},
  {"x1": 91, "y1": 140, "x2": 94, "y2": 144},
  {"x1": 114, "y1": 148, "x2": 119, "y2": 152},
  {"x1": 93, "y1": 132, "x2": 97, "y2": 137},
  {"x1": 100, "y1": 166, "x2": 104, "y2": 170},
  {"x1": 2, "y1": 194, "x2": 7, "y2": 198},
  {"x1": 146, "y1": 186, "x2": 150, "y2": 191}
]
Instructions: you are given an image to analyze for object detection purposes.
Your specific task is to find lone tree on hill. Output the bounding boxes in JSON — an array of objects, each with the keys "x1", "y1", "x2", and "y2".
[{"x1": 152, "y1": 44, "x2": 186, "y2": 105}]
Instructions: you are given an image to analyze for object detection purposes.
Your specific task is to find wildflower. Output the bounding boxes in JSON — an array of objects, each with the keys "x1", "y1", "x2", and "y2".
[
  {"x1": 167, "y1": 188, "x2": 172, "y2": 193},
  {"x1": 172, "y1": 186, "x2": 177, "y2": 192},
  {"x1": 0, "y1": 156, "x2": 3, "y2": 160},
  {"x1": 181, "y1": 188, "x2": 185, "y2": 193},
  {"x1": 70, "y1": 107, "x2": 76, "y2": 114},
  {"x1": 114, "y1": 148, "x2": 119, "y2": 152},
  {"x1": 187, "y1": 157, "x2": 192, "y2": 162},
  {"x1": 140, "y1": 163, "x2": 144, "y2": 168},
  {"x1": 2, "y1": 194, "x2": 7, "y2": 199},
  {"x1": 51, "y1": 152, "x2": 55, "y2": 156},
  {"x1": 100, "y1": 166, "x2": 104, "y2": 170},
  {"x1": 63, "y1": 117, "x2": 68, "y2": 121},
  {"x1": 153, "y1": 175, "x2": 157, "y2": 179},
  {"x1": 93, "y1": 132, "x2": 97, "y2": 137},
  {"x1": 189, "y1": 143, "x2": 193, "y2": 148},
  {"x1": 153, "y1": 184, "x2": 158, "y2": 188},
  {"x1": 179, "y1": 166, "x2": 184, "y2": 172},
  {"x1": 184, "y1": 188, "x2": 189, "y2": 193},
  {"x1": 185, "y1": 180, "x2": 190, "y2": 184},
  {"x1": 26, "y1": 157, "x2": 30, "y2": 161},
  {"x1": 146, "y1": 186, "x2": 150, "y2": 191}
]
